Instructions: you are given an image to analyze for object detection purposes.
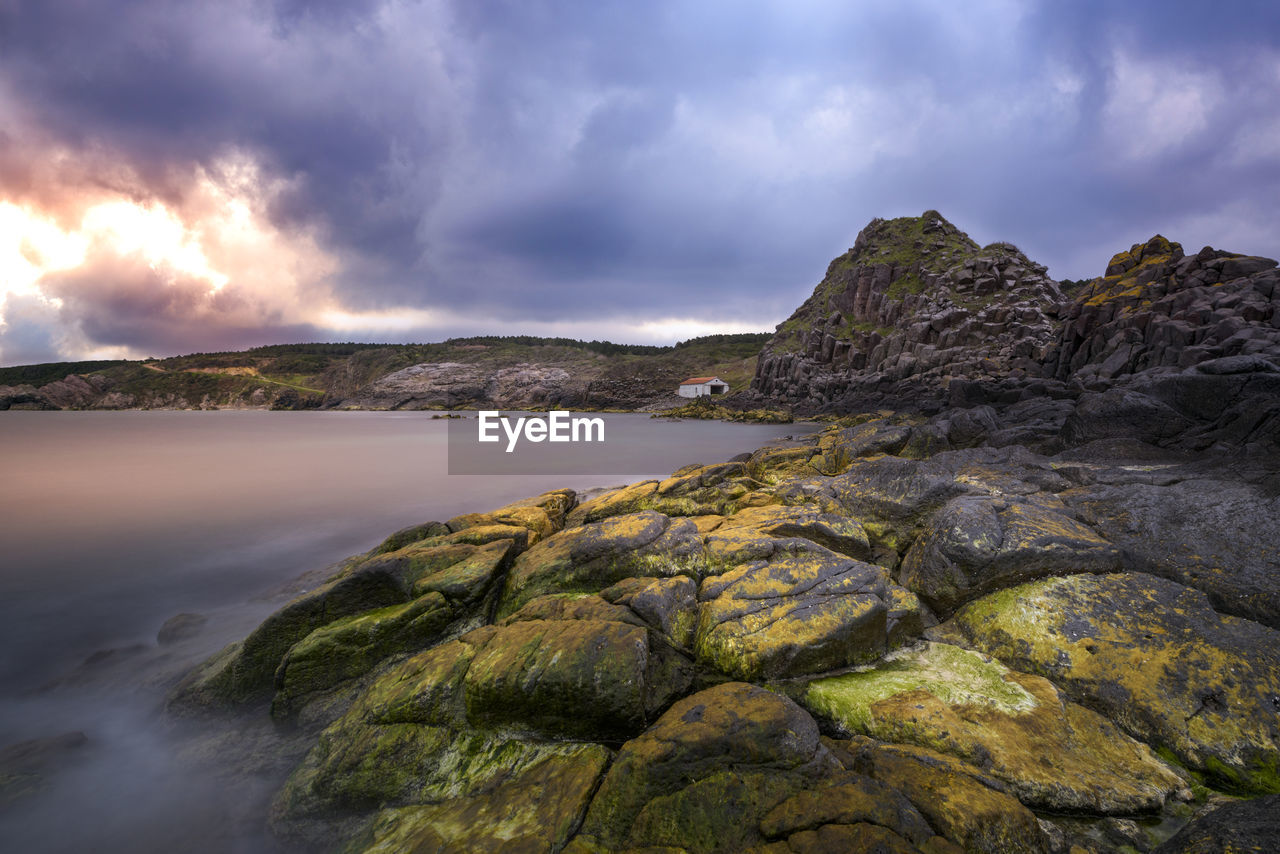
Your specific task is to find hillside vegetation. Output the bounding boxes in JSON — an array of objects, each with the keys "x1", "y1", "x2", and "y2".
[{"x1": 0, "y1": 334, "x2": 770, "y2": 411}]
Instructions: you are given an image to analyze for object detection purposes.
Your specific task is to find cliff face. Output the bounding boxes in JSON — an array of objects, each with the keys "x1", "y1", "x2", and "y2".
[
  {"x1": 752, "y1": 211, "x2": 1063, "y2": 408},
  {"x1": 1044, "y1": 234, "x2": 1280, "y2": 381}
]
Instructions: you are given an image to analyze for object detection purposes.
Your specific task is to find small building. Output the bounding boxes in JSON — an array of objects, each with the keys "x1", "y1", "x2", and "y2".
[{"x1": 678, "y1": 376, "x2": 730, "y2": 398}]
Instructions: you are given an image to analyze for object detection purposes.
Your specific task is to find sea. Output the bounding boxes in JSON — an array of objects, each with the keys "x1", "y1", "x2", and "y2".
[{"x1": 0, "y1": 410, "x2": 814, "y2": 853}]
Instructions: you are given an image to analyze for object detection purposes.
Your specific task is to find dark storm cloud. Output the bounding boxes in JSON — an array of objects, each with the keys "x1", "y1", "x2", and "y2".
[{"x1": 2, "y1": 0, "x2": 1279, "y2": 362}]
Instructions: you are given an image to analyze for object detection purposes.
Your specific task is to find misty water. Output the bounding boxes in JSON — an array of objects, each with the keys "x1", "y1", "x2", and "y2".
[{"x1": 0, "y1": 410, "x2": 813, "y2": 853}]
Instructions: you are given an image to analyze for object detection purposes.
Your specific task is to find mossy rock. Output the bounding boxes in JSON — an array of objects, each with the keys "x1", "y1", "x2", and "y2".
[
  {"x1": 499, "y1": 592, "x2": 647, "y2": 628},
  {"x1": 271, "y1": 591, "x2": 454, "y2": 720},
  {"x1": 275, "y1": 617, "x2": 660, "y2": 830},
  {"x1": 829, "y1": 456, "x2": 975, "y2": 551},
  {"x1": 276, "y1": 606, "x2": 694, "y2": 829},
  {"x1": 600, "y1": 575, "x2": 700, "y2": 650},
  {"x1": 884, "y1": 585, "x2": 935, "y2": 648},
  {"x1": 572, "y1": 682, "x2": 835, "y2": 853},
  {"x1": 445, "y1": 487, "x2": 578, "y2": 546},
  {"x1": 411, "y1": 537, "x2": 515, "y2": 605},
  {"x1": 173, "y1": 534, "x2": 520, "y2": 709},
  {"x1": 1064, "y1": 477, "x2": 1280, "y2": 630},
  {"x1": 745, "y1": 446, "x2": 815, "y2": 483},
  {"x1": 899, "y1": 495, "x2": 1121, "y2": 617},
  {"x1": 172, "y1": 555, "x2": 414, "y2": 707},
  {"x1": 275, "y1": 718, "x2": 592, "y2": 825},
  {"x1": 747, "y1": 822, "x2": 960, "y2": 853},
  {"x1": 695, "y1": 541, "x2": 889, "y2": 681},
  {"x1": 1153, "y1": 792, "x2": 1280, "y2": 854},
  {"x1": 565, "y1": 481, "x2": 660, "y2": 526},
  {"x1": 756, "y1": 771, "x2": 956, "y2": 853},
  {"x1": 463, "y1": 618, "x2": 692, "y2": 740},
  {"x1": 832, "y1": 738, "x2": 1049, "y2": 853},
  {"x1": 818, "y1": 419, "x2": 914, "y2": 470},
  {"x1": 713, "y1": 504, "x2": 873, "y2": 561},
  {"x1": 351, "y1": 743, "x2": 610, "y2": 854},
  {"x1": 371, "y1": 521, "x2": 450, "y2": 555},
  {"x1": 805, "y1": 642, "x2": 1183, "y2": 812},
  {"x1": 497, "y1": 511, "x2": 706, "y2": 618},
  {"x1": 655, "y1": 461, "x2": 749, "y2": 496},
  {"x1": 941, "y1": 573, "x2": 1280, "y2": 795},
  {"x1": 829, "y1": 447, "x2": 1071, "y2": 552}
]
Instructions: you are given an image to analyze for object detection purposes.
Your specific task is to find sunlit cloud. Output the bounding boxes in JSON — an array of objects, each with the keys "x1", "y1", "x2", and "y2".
[
  {"x1": 1, "y1": 2, "x2": 1278, "y2": 364},
  {"x1": 0, "y1": 148, "x2": 344, "y2": 364}
]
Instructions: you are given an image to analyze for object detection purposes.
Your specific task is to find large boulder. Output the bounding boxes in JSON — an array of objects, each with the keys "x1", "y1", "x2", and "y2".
[
  {"x1": 939, "y1": 573, "x2": 1280, "y2": 794},
  {"x1": 271, "y1": 592, "x2": 453, "y2": 720},
  {"x1": 1064, "y1": 475, "x2": 1280, "y2": 629},
  {"x1": 174, "y1": 533, "x2": 519, "y2": 708},
  {"x1": 497, "y1": 510, "x2": 706, "y2": 617},
  {"x1": 899, "y1": 495, "x2": 1120, "y2": 616},
  {"x1": 694, "y1": 540, "x2": 890, "y2": 680},
  {"x1": 350, "y1": 744, "x2": 610, "y2": 854},
  {"x1": 272, "y1": 599, "x2": 694, "y2": 829},
  {"x1": 569, "y1": 682, "x2": 838, "y2": 853},
  {"x1": 804, "y1": 642, "x2": 1183, "y2": 812},
  {"x1": 828, "y1": 447, "x2": 1067, "y2": 551}
]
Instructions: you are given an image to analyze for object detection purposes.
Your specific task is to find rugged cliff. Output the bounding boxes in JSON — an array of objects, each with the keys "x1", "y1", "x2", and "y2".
[
  {"x1": 1044, "y1": 234, "x2": 1280, "y2": 380},
  {"x1": 752, "y1": 212, "x2": 1063, "y2": 409},
  {"x1": 751, "y1": 212, "x2": 1280, "y2": 453}
]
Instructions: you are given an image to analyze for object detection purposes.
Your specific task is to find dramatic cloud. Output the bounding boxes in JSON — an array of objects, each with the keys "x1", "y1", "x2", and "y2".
[{"x1": 1, "y1": 0, "x2": 1278, "y2": 364}]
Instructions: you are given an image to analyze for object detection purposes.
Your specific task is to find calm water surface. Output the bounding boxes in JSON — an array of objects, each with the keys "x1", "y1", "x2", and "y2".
[{"x1": 0, "y1": 410, "x2": 813, "y2": 853}]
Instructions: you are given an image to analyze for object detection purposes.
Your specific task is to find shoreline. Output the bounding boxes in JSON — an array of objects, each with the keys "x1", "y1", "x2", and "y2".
[{"x1": 158, "y1": 411, "x2": 1280, "y2": 853}]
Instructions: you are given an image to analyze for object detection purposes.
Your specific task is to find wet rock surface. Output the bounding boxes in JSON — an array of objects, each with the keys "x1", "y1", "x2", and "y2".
[
  {"x1": 169, "y1": 417, "x2": 1280, "y2": 852},
  {"x1": 166, "y1": 210, "x2": 1280, "y2": 851}
]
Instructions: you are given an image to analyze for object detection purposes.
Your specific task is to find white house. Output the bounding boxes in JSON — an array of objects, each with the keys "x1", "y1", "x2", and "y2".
[{"x1": 678, "y1": 376, "x2": 730, "y2": 398}]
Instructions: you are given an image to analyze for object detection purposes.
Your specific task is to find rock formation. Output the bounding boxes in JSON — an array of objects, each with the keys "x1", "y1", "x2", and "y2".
[
  {"x1": 341, "y1": 362, "x2": 584, "y2": 410},
  {"x1": 144, "y1": 211, "x2": 1280, "y2": 852},
  {"x1": 1044, "y1": 235, "x2": 1280, "y2": 381},
  {"x1": 166, "y1": 418, "x2": 1280, "y2": 852},
  {"x1": 752, "y1": 211, "x2": 1063, "y2": 409},
  {"x1": 750, "y1": 212, "x2": 1280, "y2": 455}
]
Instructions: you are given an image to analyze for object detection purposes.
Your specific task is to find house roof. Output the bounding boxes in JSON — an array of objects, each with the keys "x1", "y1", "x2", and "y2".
[{"x1": 680, "y1": 376, "x2": 724, "y2": 385}]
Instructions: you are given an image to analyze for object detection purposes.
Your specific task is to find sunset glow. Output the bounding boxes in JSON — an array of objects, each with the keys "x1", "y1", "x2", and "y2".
[
  {"x1": 1, "y1": 1, "x2": 1276, "y2": 366},
  {"x1": 0, "y1": 203, "x2": 87, "y2": 300}
]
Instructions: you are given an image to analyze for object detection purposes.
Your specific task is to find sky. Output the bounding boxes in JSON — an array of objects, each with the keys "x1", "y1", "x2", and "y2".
[{"x1": 1, "y1": 1, "x2": 1278, "y2": 366}]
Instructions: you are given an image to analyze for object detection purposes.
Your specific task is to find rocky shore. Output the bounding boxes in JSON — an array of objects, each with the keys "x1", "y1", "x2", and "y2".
[
  {"x1": 165, "y1": 404, "x2": 1279, "y2": 852},
  {"x1": 155, "y1": 211, "x2": 1280, "y2": 852}
]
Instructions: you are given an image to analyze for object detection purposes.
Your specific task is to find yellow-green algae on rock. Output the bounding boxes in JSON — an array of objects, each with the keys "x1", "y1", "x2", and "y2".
[
  {"x1": 828, "y1": 738, "x2": 1048, "y2": 854},
  {"x1": 351, "y1": 743, "x2": 610, "y2": 854},
  {"x1": 693, "y1": 541, "x2": 889, "y2": 681},
  {"x1": 804, "y1": 642, "x2": 1183, "y2": 812},
  {"x1": 898, "y1": 494, "x2": 1120, "y2": 616},
  {"x1": 941, "y1": 572, "x2": 1280, "y2": 795},
  {"x1": 569, "y1": 682, "x2": 833, "y2": 853},
  {"x1": 271, "y1": 591, "x2": 453, "y2": 719},
  {"x1": 496, "y1": 510, "x2": 707, "y2": 618}
]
